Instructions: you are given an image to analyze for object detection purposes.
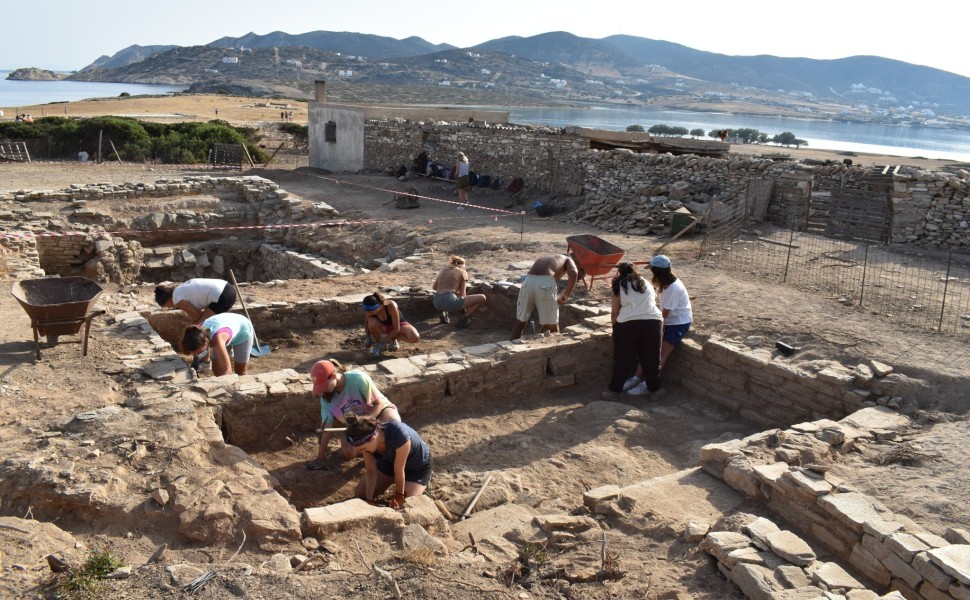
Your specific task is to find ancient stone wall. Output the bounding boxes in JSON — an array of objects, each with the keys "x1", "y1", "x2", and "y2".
[
  {"x1": 701, "y1": 408, "x2": 970, "y2": 599},
  {"x1": 363, "y1": 121, "x2": 589, "y2": 194},
  {"x1": 364, "y1": 122, "x2": 970, "y2": 249}
]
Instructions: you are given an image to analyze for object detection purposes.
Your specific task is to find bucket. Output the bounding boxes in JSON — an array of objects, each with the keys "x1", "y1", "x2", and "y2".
[{"x1": 671, "y1": 212, "x2": 696, "y2": 235}]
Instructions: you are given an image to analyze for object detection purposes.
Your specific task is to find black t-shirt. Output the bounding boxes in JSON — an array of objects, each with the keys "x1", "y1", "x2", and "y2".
[{"x1": 375, "y1": 422, "x2": 431, "y2": 474}]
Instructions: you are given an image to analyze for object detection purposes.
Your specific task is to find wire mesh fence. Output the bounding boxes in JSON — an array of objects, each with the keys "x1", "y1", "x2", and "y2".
[{"x1": 700, "y1": 187, "x2": 970, "y2": 336}]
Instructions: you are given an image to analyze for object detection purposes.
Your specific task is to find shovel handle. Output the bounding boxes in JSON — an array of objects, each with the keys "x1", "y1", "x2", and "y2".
[{"x1": 228, "y1": 270, "x2": 264, "y2": 351}]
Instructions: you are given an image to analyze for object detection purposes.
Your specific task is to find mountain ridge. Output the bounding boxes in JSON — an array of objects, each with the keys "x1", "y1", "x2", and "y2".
[{"x1": 60, "y1": 30, "x2": 970, "y2": 121}]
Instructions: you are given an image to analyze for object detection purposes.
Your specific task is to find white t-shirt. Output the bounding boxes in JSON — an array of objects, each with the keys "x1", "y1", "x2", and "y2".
[
  {"x1": 173, "y1": 278, "x2": 228, "y2": 309},
  {"x1": 659, "y1": 279, "x2": 692, "y2": 326},
  {"x1": 616, "y1": 279, "x2": 663, "y2": 323}
]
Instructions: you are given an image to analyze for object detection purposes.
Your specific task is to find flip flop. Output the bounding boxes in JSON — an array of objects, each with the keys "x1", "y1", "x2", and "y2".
[{"x1": 305, "y1": 460, "x2": 328, "y2": 471}]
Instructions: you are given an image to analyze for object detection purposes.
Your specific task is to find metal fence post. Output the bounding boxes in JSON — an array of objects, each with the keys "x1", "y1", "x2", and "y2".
[
  {"x1": 782, "y1": 217, "x2": 796, "y2": 283},
  {"x1": 939, "y1": 249, "x2": 953, "y2": 332},
  {"x1": 859, "y1": 239, "x2": 870, "y2": 309}
]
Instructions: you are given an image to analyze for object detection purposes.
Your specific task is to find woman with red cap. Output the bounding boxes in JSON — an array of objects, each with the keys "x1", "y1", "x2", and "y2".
[{"x1": 306, "y1": 358, "x2": 401, "y2": 470}]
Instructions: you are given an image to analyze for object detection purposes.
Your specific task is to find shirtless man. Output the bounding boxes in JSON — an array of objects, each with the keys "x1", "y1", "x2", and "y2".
[{"x1": 510, "y1": 254, "x2": 579, "y2": 340}]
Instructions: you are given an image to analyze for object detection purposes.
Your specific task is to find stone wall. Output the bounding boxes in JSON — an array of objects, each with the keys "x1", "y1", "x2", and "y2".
[
  {"x1": 661, "y1": 334, "x2": 918, "y2": 427},
  {"x1": 0, "y1": 176, "x2": 338, "y2": 282},
  {"x1": 363, "y1": 121, "x2": 589, "y2": 194},
  {"x1": 363, "y1": 122, "x2": 970, "y2": 249},
  {"x1": 701, "y1": 407, "x2": 970, "y2": 599}
]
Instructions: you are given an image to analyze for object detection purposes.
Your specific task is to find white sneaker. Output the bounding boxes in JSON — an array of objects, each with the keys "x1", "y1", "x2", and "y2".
[
  {"x1": 627, "y1": 381, "x2": 649, "y2": 396},
  {"x1": 623, "y1": 376, "x2": 642, "y2": 391},
  {"x1": 388, "y1": 339, "x2": 399, "y2": 351},
  {"x1": 456, "y1": 205, "x2": 465, "y2": 211}
]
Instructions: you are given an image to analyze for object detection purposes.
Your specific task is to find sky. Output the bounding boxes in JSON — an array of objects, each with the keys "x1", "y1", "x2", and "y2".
[{"x1": 2, "y1": 0, "x2": 967, "y2": 78}]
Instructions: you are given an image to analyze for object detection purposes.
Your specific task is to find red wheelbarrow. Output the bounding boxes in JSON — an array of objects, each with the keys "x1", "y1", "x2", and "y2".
[
  {"x1": 11, "y1": 276, "x2": 106, "y2": 360},
  {"x1": 566, "y1": 234, "x2": 625, "y2": 290}
]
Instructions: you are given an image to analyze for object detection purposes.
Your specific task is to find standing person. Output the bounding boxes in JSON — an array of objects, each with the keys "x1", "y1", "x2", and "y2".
[
  {"x1": 509, "y1": 254, "x2": 579, "y2": 340},
  {"x1": 362, "y1": 292, "x2": 420, "y2": 357},
  {"x1": 181, "y1": 312, "x2": 254, "y2": 376},
  {"x1": 623, "y1": 255, "x2": 694, "y2": 395},
  {"x1": 345, "y1": 413, "x2": 432, "y2": 508},
  {"x1": 455, "y1": 152, "x2": 470, "y2": 209},
  {"x1": 432, "y1": 255, "x2": 486, "y2": 328},
  {"x1": 155, "y1": 278, "x2": 237, "y2": 324},
  {"x1": 306, "y1": 359, "x2": 402, "y2": 470},
  {"x1": 651, "y1": 255, "x2": 693, "y2": 369},
  {"x1": 601, "y1": 262, "x2": 664, "y2": 400}
]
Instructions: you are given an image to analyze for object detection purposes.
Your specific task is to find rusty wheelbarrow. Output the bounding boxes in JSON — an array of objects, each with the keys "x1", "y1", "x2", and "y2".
[
  {"x1": 11, "y1": 276, "x2": 106, "y2": 360},
  {"x1": 566, "y1": 234, "x2": 626, "y2": 290}
]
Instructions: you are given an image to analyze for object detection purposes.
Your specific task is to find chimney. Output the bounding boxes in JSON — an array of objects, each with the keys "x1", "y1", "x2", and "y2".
[{"x1": 314, "y1": 80, "x2": 327, "y2": 103}]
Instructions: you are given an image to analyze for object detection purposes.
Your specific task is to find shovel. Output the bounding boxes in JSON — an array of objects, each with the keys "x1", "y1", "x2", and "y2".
[{"x1": 228, "y1": 269, "x2": 272, "y2": 357}]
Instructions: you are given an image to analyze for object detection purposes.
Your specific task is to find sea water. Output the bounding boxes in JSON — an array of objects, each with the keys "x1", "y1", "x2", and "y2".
[{"x1": 0, "y1": 71, "x2": 186, "y2": 112}]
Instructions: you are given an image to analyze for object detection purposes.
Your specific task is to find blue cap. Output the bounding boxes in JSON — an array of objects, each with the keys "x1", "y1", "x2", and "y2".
[{"x1": 650, "y1": 255, "x2": 671, "y2": 268}]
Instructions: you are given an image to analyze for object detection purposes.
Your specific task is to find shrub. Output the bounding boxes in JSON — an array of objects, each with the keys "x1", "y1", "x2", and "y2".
[{"x1": 54, "y1": 547, "x2": 124, "y2": 599}]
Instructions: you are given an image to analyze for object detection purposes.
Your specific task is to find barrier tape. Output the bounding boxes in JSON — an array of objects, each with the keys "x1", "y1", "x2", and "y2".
[
  {"x1": 1, "y1": 172, "x2": 527, "y2": 241},
  {"x1": 309, "y1": 172, "x2": 527, "y2": 216}
]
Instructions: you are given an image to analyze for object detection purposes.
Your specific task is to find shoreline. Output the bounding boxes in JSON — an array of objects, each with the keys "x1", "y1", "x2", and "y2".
[{"x1": 1, "y1": 93, "x2": 967, "y2": 170}]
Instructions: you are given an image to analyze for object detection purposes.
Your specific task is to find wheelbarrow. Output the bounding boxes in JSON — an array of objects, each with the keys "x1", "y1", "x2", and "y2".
[
  {"x1": 11, "y1": 276, "x2": 106, "y2": 360},
  {"x1": 566, "y1": 234, "x2": 626, "y2": 290}
]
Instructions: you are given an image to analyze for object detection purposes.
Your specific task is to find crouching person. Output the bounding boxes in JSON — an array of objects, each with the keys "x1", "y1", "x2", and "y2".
[{"x1": 345, "y1": 413, "x2": 432, "y2": 508}]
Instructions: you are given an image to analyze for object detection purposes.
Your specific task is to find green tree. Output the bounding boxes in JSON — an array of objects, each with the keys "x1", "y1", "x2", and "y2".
[
  {"x1": 758, "y1": 132, "x2": 769, "y2": 144},
  {"x1": 648, "y1": 124, "x2": 672, "y2": 136},
  {"x1": 669, "y1": 126, "x2": 689, "y2": 137},
  {"x1": 690, "y1": 128, "x2": 705, "y2": 138},
  {"x1": 794, "y1": 138, "x2": 808, "y2": 149},
  {"x1": 626, "y1": 124, "x2": 645, "y2": 132},
  {"x1": 734, "y1": 128, "x2": 762, "y2": 144},
  {"x1": 772, "y1": 131, "x2": 798, "y2": 147}
]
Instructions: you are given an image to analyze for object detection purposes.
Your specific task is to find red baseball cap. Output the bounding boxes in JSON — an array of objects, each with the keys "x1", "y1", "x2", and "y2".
[{"x1": 310, "y1": 360, "x2": 335, "y2": 395}]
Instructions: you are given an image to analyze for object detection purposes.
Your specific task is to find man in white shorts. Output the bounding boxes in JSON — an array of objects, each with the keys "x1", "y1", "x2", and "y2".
[{"x1": 509, "y1": 254, "x2": 579, "y2": 340}]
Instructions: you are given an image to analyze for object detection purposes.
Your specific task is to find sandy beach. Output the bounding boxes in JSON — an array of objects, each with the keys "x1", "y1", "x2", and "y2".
[{"x1": 3, "y1": 93, "x2": 967, "y2": 171}]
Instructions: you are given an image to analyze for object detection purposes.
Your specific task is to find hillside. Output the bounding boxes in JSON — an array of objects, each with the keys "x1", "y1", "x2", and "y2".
[{"x1": 68, "y1": 30, "x2": 970, "y2": 123}]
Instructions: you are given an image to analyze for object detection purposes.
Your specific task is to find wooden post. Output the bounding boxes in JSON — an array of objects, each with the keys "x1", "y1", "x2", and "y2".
[
  {"x1": 263, "y1": 142, "x2": 286, "y2": 167},
  {"x1": 241, "y1": 144, "x2": 256, "y2": 168},
  {"x1": 109, "y1": 140, "x2": 124, "y2": 165},
  {"x1": 97, "y1": 130, "x2": 103, "y2": 164}
]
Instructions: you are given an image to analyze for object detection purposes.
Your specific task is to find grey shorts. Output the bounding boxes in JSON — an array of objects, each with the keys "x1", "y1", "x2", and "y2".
[{"x1": 433, "y1": 291, "x2": 465, "y2": 312}]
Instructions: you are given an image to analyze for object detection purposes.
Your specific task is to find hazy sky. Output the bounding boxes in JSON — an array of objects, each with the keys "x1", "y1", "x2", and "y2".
[{"x1": 3, "y1": 0, "x2": 967, "y2": 78}]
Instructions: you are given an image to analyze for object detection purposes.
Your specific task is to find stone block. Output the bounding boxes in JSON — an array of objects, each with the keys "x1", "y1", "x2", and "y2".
[
  {"x1": 700, "y1": 531, "x2": 753, "y2": 563},
  {"x1": 779, "y1": 469, "x2": 833, "y2": 499},
  {"x1": 452, "y1": 504, "x2": 538, "y2": 545},
  {"x1": 951, "y1": 582, "x2": 970, "y2": 600},
  {"x1": 533, "y1": 514, "x2": 598, "y2": 533},
  {"x1": 882, "y1": 552, "x2": 923, "y2": 589},
  {"x1": 475, "y1": 535, "x2": 521, "y2": 563},
  {"x1": 583, "y1": 484, "x2": 619, "y2": 507},
  {"x1": 927, "y1": 545, "x2": 970, "y2": 585},
  {"x1": 912, "y1": 531, "x2": 950, "y2": 550},
  {"x1": 810, "y1": 561, "x2": 865, "y2": 592},
  {"x1": 746, "y1": 517, "x2": 782, "y2": 550},
  {"x1": 917, "y1": 581, "x2": 953, "y2": 600},
  {"x1": 378, "y1": 357, "x2": 424, "y2": 379},
  {"x1": 885, "y1": 532, "x2": 929, "y2": 562},
  {"x1": 725, "y1": 547, "x2": 767, "y2": 568},
  {"x1": 765, "y1": 530, "x2": 817, "y2": 567},
  {"x1": 945, "y1": 529, "x2": 970, "y2": 545},
  {"x1": 863, "y1": 520, "x2": 906, "y2": 542},
  {"x1": 839, "y1": 407, "x2": 910, "y2": 434},
  {"x1": 850, "y1": 543, "x2": 892, "y2": 587},
  {"x1": 302, "y1": 499, "x2": 404, "y2": 538},
  {"x1": 819, "y1": 492, "x2": 886, "y2": 535},
  {"x1": 402, "y1": 495, "x2": 450, "y2": 535},
  {"x1": 730, "y1": 562, "x2": 784, "y2": 600},
  {"x1": 912, "y1": 552, "x2": 956, "y2": 591},
  {"x1": 399, "y1": 523, "x2": 448, "y2": 555},
  {"x1": 775, "y1": 564, "x2": 812, "y2": 589},
  {"x1": 770, "y1": 586, "x2": 832, "y2": 599},
  {"x1": 725, "y1": 457, "x2": 765, "y2": 500},
  {"x1": 845, "y1": 591, "x2": 880, "y2": 600}
]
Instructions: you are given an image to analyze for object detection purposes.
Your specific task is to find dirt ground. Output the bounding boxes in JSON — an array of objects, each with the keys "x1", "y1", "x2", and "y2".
[{"x1": 1, "y1": 108, "x2": 969, "y2": 599}]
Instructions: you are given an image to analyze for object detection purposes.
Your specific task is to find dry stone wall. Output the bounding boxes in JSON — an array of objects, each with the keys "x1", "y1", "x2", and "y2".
[
  {"x1": 701, "y1": 407, "x2": 970, "y2": 599},
  {"x1": 364, "y1": 120, "x2": 589, "y2": 194}
]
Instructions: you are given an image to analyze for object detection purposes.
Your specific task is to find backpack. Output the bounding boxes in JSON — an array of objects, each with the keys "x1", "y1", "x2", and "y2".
[
  {"x1": 507, "y1": 177, "x2": 524, "y2": 193},
  {"x1": 490, "y1": 177, "x2": 503, "y2": 190},
  {"x1": 477, "y1": 174, "x2": 491, "y2": 188},
  {"x1": 394, "y1": 187, "x2": 421, "y2": 209},
  {"x1": 468, "y1": 171, "x2": 479, "y2": 187}
]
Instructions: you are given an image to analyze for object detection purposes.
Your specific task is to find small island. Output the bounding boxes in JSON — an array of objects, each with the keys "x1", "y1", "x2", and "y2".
[{"x1": 6, "y1": 68, "x2": 66, "y2": 81}]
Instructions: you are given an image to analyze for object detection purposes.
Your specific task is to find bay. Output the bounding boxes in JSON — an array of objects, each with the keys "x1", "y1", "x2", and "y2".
[
  {"x1": 499, "y1": 105, "x2": 970, "y2": 163},
  {"x1": 0, "y1": 71, "x2": 186, "y2": 112},
  {"x1": 2, "y1": 70, "x2": 968, "y2": 162}
]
